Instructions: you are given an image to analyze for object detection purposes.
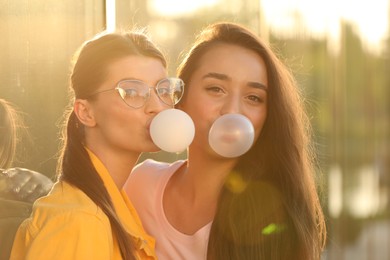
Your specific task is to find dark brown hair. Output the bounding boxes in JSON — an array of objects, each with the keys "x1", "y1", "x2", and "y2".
[
  {"x1": 178, "y1": 22, "x2": 326, "y2": 260},
  {"x1": 58, "y1": 31, "x2": 166, "y2": 260}
]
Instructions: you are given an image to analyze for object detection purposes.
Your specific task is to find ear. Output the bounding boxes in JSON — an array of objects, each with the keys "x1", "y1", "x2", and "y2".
[{"x1": 74, "y1": 99, "x2": 96, "y2": 127}]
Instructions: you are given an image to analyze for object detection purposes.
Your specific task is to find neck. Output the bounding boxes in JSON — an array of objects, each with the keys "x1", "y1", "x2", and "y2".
[
  {"x1": 162, "y1": 148, "x2": 239, "y2": 234},
  {"x1": 86, "y1": 144, "x2": 139, "y2": 189},
  {"x1": 179, "y1": 149, "x2": 238, "y2": 203}
]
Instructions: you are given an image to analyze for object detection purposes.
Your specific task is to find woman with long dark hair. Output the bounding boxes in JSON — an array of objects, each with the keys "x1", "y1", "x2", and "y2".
[{"x1": 125, "y1": 22, "x2": 326, "y2": 259}]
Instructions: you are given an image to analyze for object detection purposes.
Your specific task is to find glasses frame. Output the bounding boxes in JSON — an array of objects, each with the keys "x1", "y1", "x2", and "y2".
[{"x1": 87, "y1": 77, "x2": 185, "y2": 109}]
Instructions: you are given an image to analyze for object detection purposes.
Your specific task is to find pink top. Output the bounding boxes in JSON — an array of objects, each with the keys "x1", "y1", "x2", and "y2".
[{"x1": 124, "y1": 159, "x2": 212, "y2": 260}]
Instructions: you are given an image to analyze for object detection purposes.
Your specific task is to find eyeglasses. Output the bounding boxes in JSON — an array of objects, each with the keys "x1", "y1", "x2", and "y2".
[{"x1": 88, "y1": 78, "x2": 185, "y2": 109}]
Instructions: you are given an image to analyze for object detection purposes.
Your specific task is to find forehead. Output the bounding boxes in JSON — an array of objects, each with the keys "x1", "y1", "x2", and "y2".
[
  {"x1": 193, "y1": 43, "x2": 268, "y2": 84},
  {"x1": 107, "y1": 55, "x2": 166, "y2": 83}
]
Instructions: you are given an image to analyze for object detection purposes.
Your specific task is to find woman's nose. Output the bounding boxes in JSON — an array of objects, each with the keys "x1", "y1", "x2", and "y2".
[
  {"x1": 220, "y1": 95, "x2": 241, "y2": 115},
  {"x1": 145, "y1": 88, "x2": 168, "y2": 114}
]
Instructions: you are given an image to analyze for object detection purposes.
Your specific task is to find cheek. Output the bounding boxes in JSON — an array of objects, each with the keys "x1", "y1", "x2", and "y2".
[
  {"x1": 182, "y1": 98, "x2": 220, "y2": 126},
  {"x1": 248, "y1": 110, "x2": 267, "y2": 140},
  {"x1": 95, "y1": 103, "x2": 135, "y2": 130},
  {"x1": 180, "y1": 101, "x2": 215, "y2": 141}
]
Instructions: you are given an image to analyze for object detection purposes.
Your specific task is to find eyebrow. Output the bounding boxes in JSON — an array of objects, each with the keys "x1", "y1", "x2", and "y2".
[
  {"x1": 203, "y1": 72, "x2": 230, "y2": 81},
  {"x1": 202, "y1": 72, "x2": 268, "y2": 91},
  {"x1": 248, "y1": 82, "x2": 268, "y2": 91}
]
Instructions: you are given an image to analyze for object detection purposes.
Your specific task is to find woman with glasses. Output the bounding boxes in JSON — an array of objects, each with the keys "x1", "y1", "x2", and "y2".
[
  {"x1": 11, "y1": 30, "x2": 184, "y2": 260},
  {"x1": 125, "y1": 22, "x2": 326, "y2": 259}
]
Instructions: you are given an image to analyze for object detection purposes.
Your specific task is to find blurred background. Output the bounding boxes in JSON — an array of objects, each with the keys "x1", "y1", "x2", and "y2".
[{"x1": 0, "y1": 0, "x2": 389, "y2": 259}]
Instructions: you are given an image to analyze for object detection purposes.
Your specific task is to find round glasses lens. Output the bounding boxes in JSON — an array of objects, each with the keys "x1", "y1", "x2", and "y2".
[
  {"x1": 157, "y1": 78, "x2": 184, "y2": 106},
  {"x1": 118, "y1": 81, "x2": 149, "y2": 108}
]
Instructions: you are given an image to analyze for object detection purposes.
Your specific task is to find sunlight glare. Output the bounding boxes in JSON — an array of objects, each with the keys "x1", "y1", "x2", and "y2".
[
  {"x1": 106, "y1": 0, "x2": 116, "y2": 32},
  {"x1": 150, "y1": 0, "x2": 388, "y2": 53},
  {"x1": 149, "y1": 0, "x2": 219, "y2": 16},
  {"x1": 261, "y1": 0, "x2": 389, "y2": 53}
]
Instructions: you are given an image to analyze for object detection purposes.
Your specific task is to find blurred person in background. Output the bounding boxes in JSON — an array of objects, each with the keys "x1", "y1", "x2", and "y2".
[
  {"x1": 125, "y1": 22, "x2": 326, "y2": 260},
  {"x1": 0, "y1": 98, "x2": 53, "y2": 260}
]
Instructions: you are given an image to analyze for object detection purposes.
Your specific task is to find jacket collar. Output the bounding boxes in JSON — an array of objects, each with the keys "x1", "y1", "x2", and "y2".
[{"x1": 86, "y1": 148, "x2": 156, "y2": 257}]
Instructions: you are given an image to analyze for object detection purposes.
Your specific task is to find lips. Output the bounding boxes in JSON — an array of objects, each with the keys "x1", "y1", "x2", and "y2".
[{"x1": 217, "y1": 131, "x2": 240, "y2": 144}]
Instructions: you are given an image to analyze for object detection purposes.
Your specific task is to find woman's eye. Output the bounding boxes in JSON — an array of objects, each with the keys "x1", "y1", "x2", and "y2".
[
  {"x1": 124, "y1": 88, "x2": 139, "y2": 98},
  {"x1": 157, "y1": 87, "x2": 170, "y2": 97},
  {"x1": 206, "y1": 85, "x2": 224, "y2": 93},
  {"x1": 247, "y1": 95, "x2": 264, "y2": 103}
]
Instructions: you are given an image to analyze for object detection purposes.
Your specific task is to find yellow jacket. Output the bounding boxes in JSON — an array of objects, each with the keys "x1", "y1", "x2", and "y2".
[{"x1": 10, "y1": 150, "x2": 156, "y2": 260}]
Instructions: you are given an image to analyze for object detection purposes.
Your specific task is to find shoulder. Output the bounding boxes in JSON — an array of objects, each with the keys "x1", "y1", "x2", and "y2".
[
  {"x1": 11, "y1": 181, "x2": 113, "y2": 258},
  {"x1": 131, "y1": 159, "x2": 185, "y2": 180},
  {"x1": 124, "y1": 159, "x2": 185, "y2": 201},
  {"x1": 27, "y1": 181, "x2": 109, "y2": 231},
  {"x1": 125, "y1": 159, "x2": 174, "y2": 191},
  {"x1": 12, "y1": 207, "x2": 112, "y2": 259},
  {"x1": 133, "y1": 159, "x2": 178, "y2": 171}
]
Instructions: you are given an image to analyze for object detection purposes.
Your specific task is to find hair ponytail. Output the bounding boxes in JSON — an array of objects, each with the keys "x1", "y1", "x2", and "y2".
[{"x1": 58, "y1": 111, "x2": 135, "y2": 259}]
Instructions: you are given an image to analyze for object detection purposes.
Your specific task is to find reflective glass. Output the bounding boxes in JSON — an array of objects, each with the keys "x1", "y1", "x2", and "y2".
[{"x1": 89, "y1": 77, "x2": 184, "y2": 109}]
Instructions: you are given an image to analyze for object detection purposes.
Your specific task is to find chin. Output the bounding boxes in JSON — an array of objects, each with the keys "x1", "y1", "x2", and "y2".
[{"x1": 145, "y1": 144, "x2": 161, "y2": 153}]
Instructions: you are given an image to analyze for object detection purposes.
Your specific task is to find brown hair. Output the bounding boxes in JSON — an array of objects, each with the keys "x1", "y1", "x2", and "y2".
[
  {"x1": 178, "y1": 22, "x2": 326, "y2": 259},
  {"x1": 58, "y1": 31, "x2": 166, "y2": 260}
]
